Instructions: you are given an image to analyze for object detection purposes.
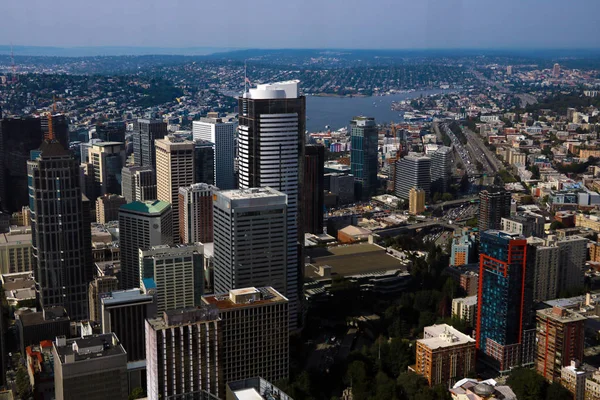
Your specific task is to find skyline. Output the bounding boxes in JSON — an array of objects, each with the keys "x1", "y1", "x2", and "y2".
[{"x1": 3, "y1": 0, "x2": 600, "y2": 51}]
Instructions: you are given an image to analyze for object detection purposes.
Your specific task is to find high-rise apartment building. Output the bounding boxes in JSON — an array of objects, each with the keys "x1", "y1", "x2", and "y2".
[
  {"x1": 430, "y1": 146, "x2": 452, "y2": 194},
  {"x1": 476, "y1": 230, "x2": 534, "y2": 373},
  {"x1": 238, "y1": 80, "x2": 304, "y2": 329},
  {"x1": 101, "y1": 289, "x2": 157, "y2": 362},
  {"x1": 202, "y1": 287, "x2": 289, "y2": 397},
  {"x1": 133, "y1": 119, "x2": 167, "y2": 168},
  {"x1": 95, "y1": 121, "x2": 125, "y2": 142},
  {"x1": 146, "y1": 307, "x2": 221, "y2": 399},
  {"x1": 394, "y1": 155, "x2": 431, "y2": 199},
  {"x1": 549, "y1": 235, "x2": 588, "y2": 294},
  {"x1": 53, "y1": 333, "x2": 128, "y2": 400},
  {"x1": 0, "y1": 116, "x2": 68, "y2": 212},
  {"x1": 88, "y1": 275, "x2": 119, "y2": 323},
  {"x1": 527, "y1": 237, "x2": 560, "y2": 302},
  {"x1": 95, "y1": 194, "x2": 127, "y2": 223},
  {"x1": 139, "y1": 243, "x2": 204, "y2": 313},
  {"x1": 414, "y1": 324, "x2": 476, "y2": 387},
  {"x1": 121, "y1": 166, "x2": 157, "y2": 203},
  {"x1": 478, "y1": 189, "x2": 511, "y2": 232},
  {"x1": 118, "y1": 200, "x2": 173, "y2": 289},
  {"x1": 553, "y1": 63, "x2": 561, "y2": 78},
  {"x1": 303, "y1": 144, "x2": 325, "y2": 234},
  {"x1": 193, "y1": 117, "x2": 236, "y2": 189},
  {"x1": 350, "y1": 116, "x2": 378, "y2": 200},
  {"x1": 536, "y1": 306, "x2": 586, "y2": 383},
  {"x1": 501, "y1": 213, "x2": 545, "y2": 238},
  {"x1": 409, "y1": 187, "x2": 425, "y2": 215},
  {"x1": 194, "y1": 139, "x2": 215, "y2": 185},
  {"x1": 178, "y1": 183, "x2": 217, "y2": 244},
  {"x1": 28, "y1": 141, "x2": 92, "y2": 320},
  {"x1": 213, "y1": 188, "x2": 287, "y2": 297},
  {"x1": 155, "y1": 136, "x2": 195, "y2": 244}
]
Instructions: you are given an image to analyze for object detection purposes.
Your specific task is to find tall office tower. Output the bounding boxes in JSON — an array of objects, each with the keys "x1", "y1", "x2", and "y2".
[
  {"x1": 101, "y1": 289, "x2": 157, "y2": 362},
  {"x1": 118, "y1": 200, "x2": 173, "y2": 289},
  {"x1": 394, "y1": 155, "x2": 431, "y2": 199},
  {"x1": 95, "y1": 194, "x2": 127, "y2": 223},
  {"x1": 430, "y1": 146, "x2": 452, "y2": 194},
  {"x1": 527, "y1": 237, "x2": 560, "y2": 302},
  {"x1": 202, "y1": 287, "x2": 289, "y2": 397},
  {"x1": 146, "y1": 307, "x2": 221, "y2": 399},
  {"x1": 548, "y1": 235, "x2": 588, "y2": 294},
  {"x1": 28, "y1": 141, "x2": 92, "y2": 320},
  {"x1": 0, "y1": 116, "x2": 68, "y2": 212},
  {"x1": 213, "y1": 188, "x2": 287, "y2": 297},
  {"x1": 132, "y1": 118, "x2": 167, "y2": 168},
  {"x1": 476, "y1": 230, "x2": 534, "y2": 373},
  {"x1": 478, "y1": 189, "x2": 511, "y2": 232},
  {"x1": 409, "y1": 187, "x2": 425, "y2": 215},
  {"x1": 536, "y1": 306, "x2": 586, "y2": 383},
  {"x1": 155, "y1": 136, "x2": 195, "y2": 244},
  {"x1": 350, "y1": 116, "x2": 379, "y2": 200},
  {"x1": 414, "y1": 324, "x2": 476, "y2": 387},
  {"x1": 139, "y1": 243, "x2": 204, "y2": 313},
  {"x1": 88, "y1": 275, "x2": 119, "y2": 323},
  {"x1": 194, "y1": 139, "x2": 215, "y2": 185},
  {"x1": 193, "y1": 117, "x2": 236, "y2": 189},
  {"x1": 53, "y1": 333, "x2": 128, "y2": 400},
  {"x1": 328, "y1": 173, "x2": 355, "y2": 205},
  {"x1": 41, "y1": 114, "x2": 69, "y2": 144},
  {"x1": 178, "y1": 183, "x2": 217, "y2": 244},
  {"x1": 238, "y1": 80, "x2": 305, "y2": 329},
  {"x1": 95, "y1": 121, "x2": 126, "y2": 142},
  {"x1": 88, "y1": 142, "x2": 126, "y2": 197},
  {"x1": 303, "y1": 144, "x2": 325, "y2": 234},
  {"x1": 121, "y1": 166, "x2": 157, "y2": 203},
  {"x1": 553, "y1": 63, "x2": 561, "y2": 78}
]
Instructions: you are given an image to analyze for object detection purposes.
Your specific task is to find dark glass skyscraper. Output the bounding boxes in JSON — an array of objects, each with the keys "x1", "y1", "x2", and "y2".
[
  {"x1": 350, "y1": 116, "x2": 378, "y2": 200},
  {"x1": 27, "y1": 141, "x2": 92, "y2": 320},
  {"x1": 238, "y1": 80, "x2": 305, "y2": 330},
  {"x1": 96, "y1": 121, "x2": 126, "y2": 142},
  {"x1": 476, "y1": 230, "x2": 534, "y2": 373},
  {"x1": 479, "y1": 189, "x2": 512, "y2": 232},
  {"x1": 132, "y1": 119, "x2": 167, "y2": 168},
  {"x1": 0, "y1": 116, "x2": 68, "y2": 212},
  {"x1": 303, "y1": 144, "x2": 324, "y2": 234},
  {"x1": 194, "y1": 139, "x2": 215, "y2": 185}
]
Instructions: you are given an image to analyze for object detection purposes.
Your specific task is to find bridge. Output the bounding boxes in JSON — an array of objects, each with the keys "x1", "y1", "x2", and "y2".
[{"x1": 374, "y1": 220, "x2": 462, "y2": 238}]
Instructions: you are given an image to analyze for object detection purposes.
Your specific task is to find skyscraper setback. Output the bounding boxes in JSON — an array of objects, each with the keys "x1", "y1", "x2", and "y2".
[
  {"x1": 238, "y1": 80, "x2": 305, "y2": 329},
  {"x1": 27, "y1": 141, "x2": 92, "y2": 320}
]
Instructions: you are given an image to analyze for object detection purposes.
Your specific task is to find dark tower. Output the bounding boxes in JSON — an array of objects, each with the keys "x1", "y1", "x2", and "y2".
[{"x1": 303, "y1": 144, "x2": 324, "y2": 234}]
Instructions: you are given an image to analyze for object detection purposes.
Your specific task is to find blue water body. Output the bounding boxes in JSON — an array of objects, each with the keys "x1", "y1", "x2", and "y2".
[{"x1": 305, "y1": 89, "x2": 447, "y2": 132}]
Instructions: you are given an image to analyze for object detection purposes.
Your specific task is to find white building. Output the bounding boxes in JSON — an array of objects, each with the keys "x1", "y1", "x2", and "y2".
[
  {"x1": 193, "y1": 117, "x2": 236, "y2": 190},
  {"x1": 451, "y1": 296, "x2": 477, "y2": 325}
]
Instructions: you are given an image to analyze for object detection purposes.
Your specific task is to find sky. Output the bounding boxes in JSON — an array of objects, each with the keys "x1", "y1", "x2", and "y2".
[{"x1": 3, "y1": 0, "x2": 600, "y2": 50}]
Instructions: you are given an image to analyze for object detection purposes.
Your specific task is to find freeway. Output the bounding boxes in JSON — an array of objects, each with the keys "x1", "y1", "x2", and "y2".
[
  {"x1": 374, "y1": 220, "x2": 462, "y2": 238},
  {"x1": 462, "y1": 127, "x2": 502, "y2": 173},
  {"x1": 429, "y1": 196, "x2": 479, "y2": 209}
]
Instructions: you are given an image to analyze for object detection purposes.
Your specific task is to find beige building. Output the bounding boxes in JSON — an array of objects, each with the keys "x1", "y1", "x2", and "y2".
[
  {"x1": 576, "y1": 213, "x2": 600, "y2": 231},
  {"x1": 562, "y1": 361, "x2": 593, "y2": 400},
  {"x1": 155, "y1": 136, "x2": 195, "y2": 244},
  {"x1": 95, "y1": 194, "x2": 127, "y2": 223},
  {"x1": 88, "y1": 275, "x2": 119, "y2": 323},
  {"x1": 0, "y1": 230, "x2": 34, "y2": 274},
  {"x1": 202, "y1": 287, "x2": 289, "y2": 397},
  {"x1": 10, "y1": 206, "x2": 31, "y2": 227},
  {"x1": 409, "y1": 187, "x2": 425, "y2": 215},
  {"x1": 414, "y1": 324, "x2": 476, "y2": 387},
  {"x1": 451, "y1": 296, "x2": 477, "y2": 325},
  {"x1": 586, "y1": 369, "x2": 600, "y2": 400}
]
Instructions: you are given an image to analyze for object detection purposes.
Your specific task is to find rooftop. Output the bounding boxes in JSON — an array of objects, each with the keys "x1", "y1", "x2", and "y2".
[
  {"x1": 120, "y1": 200, "x2": 170, "y2": 215},
  {"x1": 0, "y1": 232, "x2": 32, "y2": 245},
  {"x1": 419, "y1": 324, "x2": 475, "y2": 350},
  {"x1": 101, "y1": 289, "x2": 154, "y2": 307},
  {"x1": 18, "y1": 307, "x2": 70, "y2": 326},
  {"x1": 54, "y1": 333, "x2": 125, "y2": 364},
  {"x1": 202, "y1": 287, "x2": 287, "y2": 311},
  {"x1": 146, "y1": 306, "x2": 220, "y2": 330},
  {"x1": 537, "y1": 306, "x2": 587, "y2": 323},
  {"x1": 453, "y1": 296, "x2": 477, "y2": 306},
  {"x1": 219, "y1": 187, "x2": 287, "y2": 201},
  {"x1": 305, "y1": 243, "x2": 408, "y2": 279}
]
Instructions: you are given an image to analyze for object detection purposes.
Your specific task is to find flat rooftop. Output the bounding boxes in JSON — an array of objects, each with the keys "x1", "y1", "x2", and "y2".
[
  {"x1": 537, "y1": 306, "x2": 587, "y2": 323},
  {"x1": 0, "y1": 232, "x2": 32, "y2": 245},
  {"x1": 305, "y1": 243, "x2": 408, "y2": 279},
  {"x1": 120, "y1": 200, "x2": 170, "y2": 215},
  {"x1": 419, "y1": 324, "x2": 475, "y2": 350},
  {"x1": 55, "y1": 333, "x2": 125, "y2": 363},
  {"x1": 219, "y1": 187, "x2": 286, "y2": 201},
  {"x1": 101, "y1": 289, "x2": 154, "y2": 307},
  {"x1": 202, "y1": 287, "x2": 287, "y2": 311}
]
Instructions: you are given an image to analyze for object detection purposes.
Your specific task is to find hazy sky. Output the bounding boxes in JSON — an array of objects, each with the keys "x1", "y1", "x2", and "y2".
[{"x1": 3, "y1": 0, "x2": 600, "y2": 49}]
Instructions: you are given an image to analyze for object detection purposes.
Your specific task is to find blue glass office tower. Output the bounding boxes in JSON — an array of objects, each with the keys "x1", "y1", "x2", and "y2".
[
  {"x1": 476, "y1": 230, "x2": 534, "y2": 373},
  {"x1": 350, "y1": 116, "x2": 378, "y2": 200}
]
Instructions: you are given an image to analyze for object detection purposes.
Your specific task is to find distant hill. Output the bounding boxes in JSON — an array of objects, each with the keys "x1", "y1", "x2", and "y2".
[{"x1": 0, "y1": 45, "x2": 238, "y2": 57}]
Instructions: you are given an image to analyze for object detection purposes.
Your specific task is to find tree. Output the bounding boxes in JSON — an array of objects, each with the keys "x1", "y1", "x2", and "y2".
[
  {"x1": 397, "y1": 372, "x2": 430, "y2": 399},
  {"x1": 550, "y1": 220, "x2": 565, "y2": 230},
  {"x1": 545, "y1": 382, "x2": 573, "y2": 400},
  {"x1": 507, "y1": 367, "x2": 547, "y2": 400},
  {"x1": 441, "y1": 193, "x2": 453, "y2": 202},
  {"x1": 16, "y1": 364, "x2": 32, "y2": 399},
  {"x1": 129, "y1": 387, "x2": 146, "y2": 400}
]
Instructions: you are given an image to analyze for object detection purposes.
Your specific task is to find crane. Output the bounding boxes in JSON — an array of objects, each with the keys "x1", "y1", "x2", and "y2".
[{"x1": 44, "y1": 95, "x2": 67, "y2": 141}]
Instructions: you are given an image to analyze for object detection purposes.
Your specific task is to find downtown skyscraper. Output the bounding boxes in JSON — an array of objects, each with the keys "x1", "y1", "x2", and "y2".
[
  {"x1": 132, "y1": 118, "x2": 167, "y2": 168},
  {"x1": 238, "y1": 80, "x2": 305, "y2": 329},
  {"x1": 350, "y1": 116, "x2": 378, "y2": 200},
  {"x1": 27, "y1": 141, "x2": 92, "y2": 320},
  {"x1": 193, "y1": 117, "x2": 236, "y2": 189}
]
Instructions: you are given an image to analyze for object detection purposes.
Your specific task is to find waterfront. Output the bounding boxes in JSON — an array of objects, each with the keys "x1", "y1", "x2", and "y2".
[{"x1": 305, "y1": 89, "x2": 448, "y2": 132}]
